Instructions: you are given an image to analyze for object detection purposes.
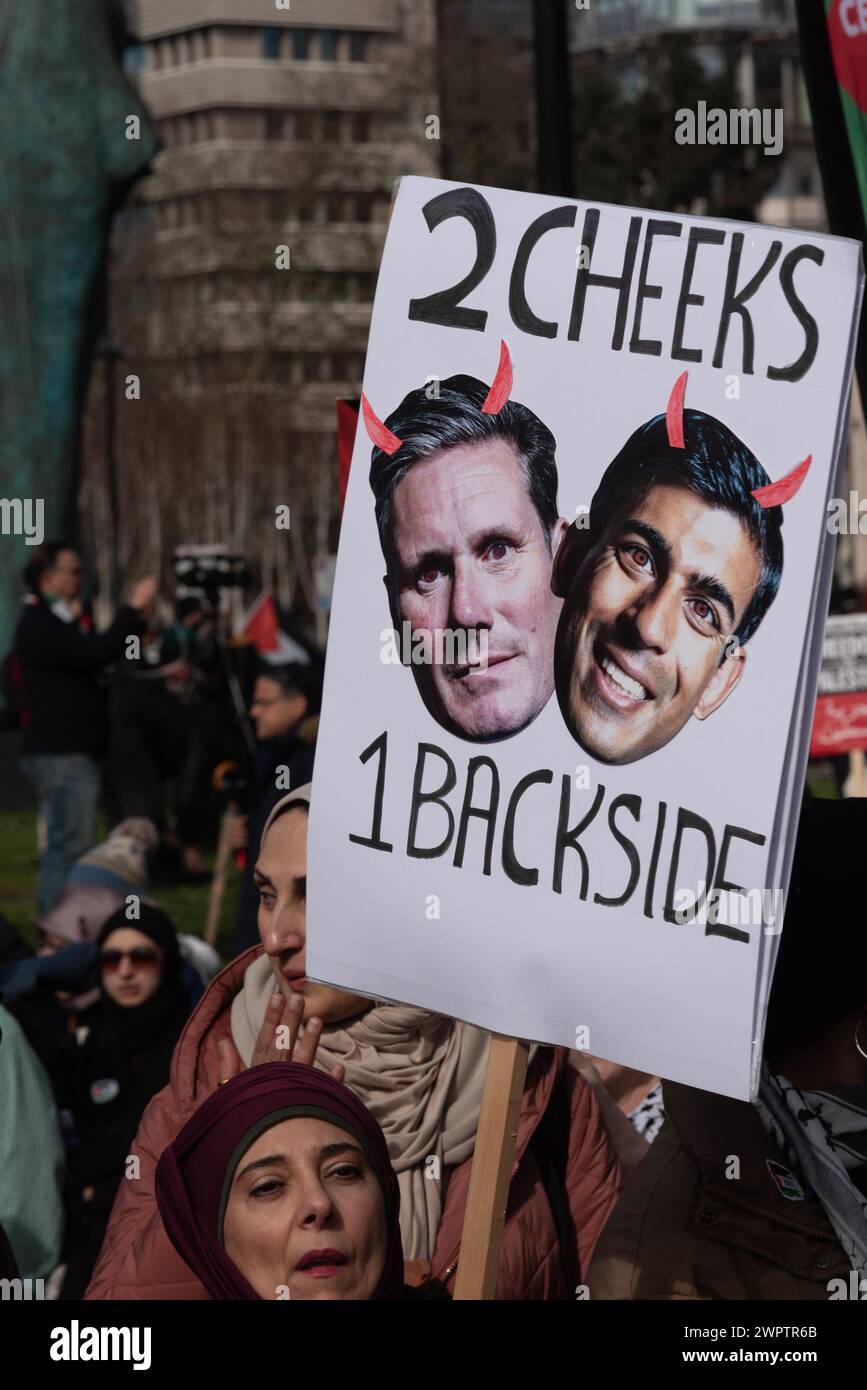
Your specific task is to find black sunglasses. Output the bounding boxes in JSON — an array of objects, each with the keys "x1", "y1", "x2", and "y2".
[{"x1": 99, "y1": 947, "x2": 160, "y2": 973}]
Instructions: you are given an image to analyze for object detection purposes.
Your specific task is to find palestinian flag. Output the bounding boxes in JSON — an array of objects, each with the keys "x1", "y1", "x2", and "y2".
[
  {"x1": 826, "y1": 1, "x2": 867, "y2": 217},
  {"x1": 797, "y1": 1, "x2": 867, "y2": 399}
]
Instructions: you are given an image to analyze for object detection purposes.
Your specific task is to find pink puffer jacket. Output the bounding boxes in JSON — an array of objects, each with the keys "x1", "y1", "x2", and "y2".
[{"x1": 87, "y1": 946, "x2": 622, "y2": 1300}]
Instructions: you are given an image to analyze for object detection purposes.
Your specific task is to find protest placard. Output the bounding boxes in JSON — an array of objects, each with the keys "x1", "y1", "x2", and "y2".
[
  {"x1": 310, "y1": 176, "x2": 863, "y2": 1102},
  {"x1": 811, "y1": 611, "x2": 867, "y2": 759}
]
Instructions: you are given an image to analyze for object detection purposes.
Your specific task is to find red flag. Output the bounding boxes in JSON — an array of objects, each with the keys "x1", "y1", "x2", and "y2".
[
  {"x1": 337, "y1": 398, "x2": 360, "y2": 510},
  {"x1": 243, "y1": 592, "x2": 280, "y2": 653}
]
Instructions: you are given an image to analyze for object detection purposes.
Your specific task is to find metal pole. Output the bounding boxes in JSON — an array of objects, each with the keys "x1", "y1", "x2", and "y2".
[
  {"x1": 106, "y1": 354, "x2": 119, "y2": 606},
  {"x1": 96, "y1": 336, "x2": 124, "y2": 607},
  {"x1": 533, "y1": 0, "x2": 574, "y2": 198}
]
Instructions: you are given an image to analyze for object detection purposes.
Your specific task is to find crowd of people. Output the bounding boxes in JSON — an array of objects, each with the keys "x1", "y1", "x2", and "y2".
[
  {"x1": 6, "y1": 540, "x2": 322, "y2": 908},
  {"x1": 0, "y1": 541, "x2": 865, "y2": 1301}
]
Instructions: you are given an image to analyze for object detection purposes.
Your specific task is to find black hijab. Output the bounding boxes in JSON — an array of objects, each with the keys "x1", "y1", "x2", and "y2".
[
  {"x1": 93, "y1": 904, "x2": 187, "y2": 1055},
  {"x1": 74, "y1": 906, "x2": 190, "y2": 1218}
]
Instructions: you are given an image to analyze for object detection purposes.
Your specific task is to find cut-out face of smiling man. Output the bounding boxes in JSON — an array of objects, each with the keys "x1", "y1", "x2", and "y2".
[
  {"x1": 552, "y1": 409, "x2": 784, "y2": 765},
  {"x1": 368, "y1": 375, "x2": 568, "y2": 741}
]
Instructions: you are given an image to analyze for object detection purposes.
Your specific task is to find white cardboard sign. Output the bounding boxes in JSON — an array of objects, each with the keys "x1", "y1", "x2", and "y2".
[{"x1": 309, "y1": 176, "x2": 862, "y2": 1100}]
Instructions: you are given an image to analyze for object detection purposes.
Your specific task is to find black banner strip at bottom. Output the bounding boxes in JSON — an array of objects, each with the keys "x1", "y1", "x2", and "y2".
[{"x1": 8, "y1": 1295, "x2": 863, "y2": 1374}]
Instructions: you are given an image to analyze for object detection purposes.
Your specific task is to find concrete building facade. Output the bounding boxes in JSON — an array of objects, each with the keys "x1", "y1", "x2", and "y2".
[
  {"x1": 86, "y1": 0, "x2": 439, "y2": 625},
  {"x1": 571, "y1": 0, "x2": 822, "y2": 230}
]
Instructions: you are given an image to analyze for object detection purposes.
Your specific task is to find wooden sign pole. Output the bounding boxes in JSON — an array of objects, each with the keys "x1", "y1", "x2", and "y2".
[
  {"x1": 849, "y1": 747, "x2": 866, "y2": 797},
  {"x1": 204, "y1": 807, "x2": 235, "y2": 946},
  {"x1": 452, "y1": 1035, "x2": 530, "y2": 1301}
]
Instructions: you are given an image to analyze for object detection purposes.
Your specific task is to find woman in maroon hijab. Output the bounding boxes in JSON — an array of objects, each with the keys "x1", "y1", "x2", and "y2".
[{"x1": 155, "y1": 1062, "x2": 405, "y2": 1300}]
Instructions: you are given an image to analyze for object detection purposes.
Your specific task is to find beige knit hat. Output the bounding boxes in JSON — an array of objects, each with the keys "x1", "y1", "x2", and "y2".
[{"x1": 71, "y1": 816, "x2": 159, "y2": 892}]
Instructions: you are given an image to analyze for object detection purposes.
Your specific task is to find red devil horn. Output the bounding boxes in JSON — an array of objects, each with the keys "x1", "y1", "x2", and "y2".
[
  {"x1": 751, "y1": 455, "x2": 812, "y2": 508},
  {"x1": 666, "y1": 371, "x2": 688, "y2": 448},
  {"x1": 481, "y1": 340, "x2": 513, "y2": 415},
  {"x1": 361, "y1": 393, "x2": 403, "y2": 456}
]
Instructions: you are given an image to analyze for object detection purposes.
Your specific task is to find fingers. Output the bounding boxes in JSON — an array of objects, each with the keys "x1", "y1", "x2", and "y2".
[
  {"x1": 293, "y1": 1014, "x2": 322, "y2": 1068},
  {"x1": 251, "y1": 992, "x2": 281, "y2": 1067},
  {"x1": 331, "y1": 1062, "x2": 346, "y2": 1085},
  {"x1": 281, "y1": 993, "x2": 303, "y2": 1059},
  {"x1": 217, "y1": 1037, "x2": 242, "y2": 1086},
  {"x1": 248, "y1": 992, "x2": 341, "y2": 1077},
  {"x1": 253, "y1": 990, "x2": 303, "y2": 1066},
  {"x1": 253, "y1": 991, "x2": 291, "y2": 1066}
]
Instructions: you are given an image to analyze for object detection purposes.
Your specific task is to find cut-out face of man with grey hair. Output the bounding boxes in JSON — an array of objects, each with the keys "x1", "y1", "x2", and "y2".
[{"x1": 366, "y1": 372, "x2": 568, "y2": 742}]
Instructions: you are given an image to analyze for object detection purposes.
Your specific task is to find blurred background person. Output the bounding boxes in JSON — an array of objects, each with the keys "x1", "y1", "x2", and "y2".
[
  {"x1": 106, "y1": 595, "x2": 223, "y2": 883},
  {"x1": 7, "y1": 817, "x2": 160, "y2": 1094},
  {"x1": 162, "y1": 598, "x2": 226, "y2": 880},
  {"x1": 1, "y1": 814, "x2": 216, "y2": 1116},
  {"x1": 0, "y1": 1003, "x2": 65, "y2": 1288},
  {"x1": 13, "y1": 541, "x2": 157, "y2": 912},
  {"x1": 0, "y1": 815, "x2": 162, "y2": 1286},
  {"x1": 231, "y1": 661, "x2": 322, "y2": 952},
  {"x1": 60, "y1": 904, "x2": 190, "y2": 1299},
  {"x1": 0, "y1": 1225, "x2": 19, "y2": 1282}
]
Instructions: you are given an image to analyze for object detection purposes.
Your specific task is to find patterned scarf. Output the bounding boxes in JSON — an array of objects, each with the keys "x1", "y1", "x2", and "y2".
[
  {"x1": 755, "y1": 1064, "x2": 867, "y2": 1274},
  {"x1": 628, "y1": 1081, "x2": 665, "y2": 1143}
]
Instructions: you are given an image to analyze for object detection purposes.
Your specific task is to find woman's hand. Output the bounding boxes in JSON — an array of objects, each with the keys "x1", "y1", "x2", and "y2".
[
  {"x1": 216, "y1": 991, "x2": 345, "y2": 1091},
  {"x1": 128, "y1": 575, "x2": 158, "y2": 614}
]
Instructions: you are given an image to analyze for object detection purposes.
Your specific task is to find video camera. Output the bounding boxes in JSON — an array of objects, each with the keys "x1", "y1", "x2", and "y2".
[
  {"x1": 212, "y1": 760, "x2": 249, "y2": 801},
  {"x1": 174, "y1": 546, "x2": 252, "y2": 601}
]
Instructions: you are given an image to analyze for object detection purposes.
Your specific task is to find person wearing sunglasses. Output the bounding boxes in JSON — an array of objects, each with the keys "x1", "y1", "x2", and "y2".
[{"x1": 60, "y1": 903, "x2": 189, "y2": 1298}]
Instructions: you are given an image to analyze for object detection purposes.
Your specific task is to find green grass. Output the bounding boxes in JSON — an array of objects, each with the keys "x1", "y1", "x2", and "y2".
[
  {"x1": 0, "y1": 810, "x2": 241, "y2": 960},
  {"x1": 804, "y1": 760, "x2": 844, "y2": 801}
]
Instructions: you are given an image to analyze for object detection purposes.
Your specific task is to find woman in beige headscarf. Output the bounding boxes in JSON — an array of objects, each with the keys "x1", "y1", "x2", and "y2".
[
  {"x1": 226, "y1": 786, "x2": 490, "y2": 1265},
  {"x1": 88, "y1": 787, "x2": 621, "y2": 1300}
]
